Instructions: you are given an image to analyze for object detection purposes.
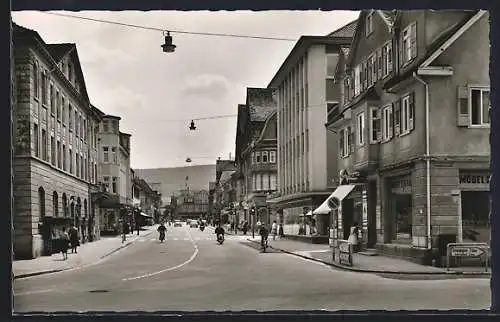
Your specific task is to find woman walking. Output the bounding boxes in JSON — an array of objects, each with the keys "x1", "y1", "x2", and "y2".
[{"x1": 60, "y1": 227, "x2": 70, "y2": 260}]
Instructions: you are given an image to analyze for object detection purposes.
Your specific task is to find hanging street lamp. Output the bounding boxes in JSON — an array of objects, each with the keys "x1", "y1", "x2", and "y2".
[{"x1": 161, "y1": 31, "x2": 176, "y2": 53}]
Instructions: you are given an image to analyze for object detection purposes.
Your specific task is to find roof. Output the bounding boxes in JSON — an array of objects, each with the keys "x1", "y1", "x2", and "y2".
[
  {"x1": 327, "y1": 19, "x2": 358, "y2": 38},
  {"x1": 267, "y1": 35, "x2": 353, "y2": 88},
  {"x1": 383, "y1": 10, "x2": 481, "y2": 90},
  {"x1": 246, "y1": 88, "x2": 276, "y2": 122},
  {"x1": 46, "y1": 43, "x2": 75, "y2": 62}
]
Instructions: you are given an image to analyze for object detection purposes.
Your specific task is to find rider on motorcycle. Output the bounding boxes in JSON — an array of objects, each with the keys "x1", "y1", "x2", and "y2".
[
  {"x1": 157, "y1": 222, "x2": 167, "y2": 242},
  {"x1": 259, "y1": 224, "x2": 269, "y2": 249},
  {"x1": 215, "y1": 224, "x2": 225, "y2": 241}
]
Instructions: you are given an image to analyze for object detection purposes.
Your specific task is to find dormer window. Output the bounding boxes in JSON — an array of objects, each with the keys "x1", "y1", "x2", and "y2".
[
  {"x1": 366, "y1": 11, "x2": 374, "y2": 36},
  {"x1": 401, "y1": 22, "x2": 417, "y2": 65}
]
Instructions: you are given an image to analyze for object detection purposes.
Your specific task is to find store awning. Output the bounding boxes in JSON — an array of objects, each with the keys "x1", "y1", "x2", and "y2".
[
  {"x1": 313, "y1": 185, "x2": 356, "y2": 215},
  {"x1": 140, "y1": 212, "x2": 153, "y2": 218}
]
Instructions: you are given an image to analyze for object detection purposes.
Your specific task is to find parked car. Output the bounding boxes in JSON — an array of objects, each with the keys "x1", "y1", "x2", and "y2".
[
  {"x1": 190, "y1": 221, "x2": 199, "y2": 228},
  {"x1": 174, "y1": 220, "x2": 183, "y2": 227}
]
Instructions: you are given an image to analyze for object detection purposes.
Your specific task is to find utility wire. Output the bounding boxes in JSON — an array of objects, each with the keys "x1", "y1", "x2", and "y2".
[{"x1": 42, "y1": 12, "x2": 297, "y2": 42}]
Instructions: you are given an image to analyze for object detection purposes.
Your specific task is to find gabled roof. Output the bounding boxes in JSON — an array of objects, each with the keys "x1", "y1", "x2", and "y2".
[
  {"x1": 246, "y1": 87, "x2": 276, "y2": 122},
  {"x1": 255, "y1": 110, "x2": 277, "y2": 144},
  {"x1": 327, "y1": 19, "x2": 358, "y2": 38},
  {"x1": 12, "y1": 22, "x2": 91, "y2": 104},
  {"x1": 383, "y1": 10, "x2": 484, "y2": 90}
]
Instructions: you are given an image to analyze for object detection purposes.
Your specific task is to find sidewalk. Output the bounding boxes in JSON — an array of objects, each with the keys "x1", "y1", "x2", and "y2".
[
  {"x1": 13, "y1": 225, "x2": 157, "y2": 279},
  {"x1": 247, "y1": 237, "x2": 491, "y2": 277}
]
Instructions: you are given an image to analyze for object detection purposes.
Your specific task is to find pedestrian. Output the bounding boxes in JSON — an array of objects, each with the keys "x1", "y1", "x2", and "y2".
[
  {"x1": 69, "y1": 225, "x2": 79, "y2": 254},
  {"x1": 60, "y1": 227, "x2": 70, "y2": 260},
  {"x1": 278, "y1": 223, "x2": 284, "y2": 239},
  {"x1": 242, "y1": 221, "x2": 248, "y2": 235},
  {"x1": 271, "y1": 220, "x2": 278, "y2": 240},
  {"x1": 348, "y1": 221, "x2": 361, "y2": 252}
]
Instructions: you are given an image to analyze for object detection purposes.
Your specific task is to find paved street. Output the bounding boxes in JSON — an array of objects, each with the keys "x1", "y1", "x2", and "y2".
[{"x1": 13, "y1": 225, "x2": 490, "y2": 312}]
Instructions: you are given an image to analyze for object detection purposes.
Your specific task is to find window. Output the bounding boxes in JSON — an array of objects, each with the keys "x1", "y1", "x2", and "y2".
[
  {"x1": 354, "y1": 65, "x2": 361, "y2": 96},
  {"x1": 76, "y1": 155, "x2": 80, "y2": 177},
  {"x1": 68, "y1": 105, "x2": 73, "y2": 129},
  {"x1": 270, "y1": 173, "x2": 277, "y2": 190},
  {"x1": 367, "y1": 55, "x2": 373, "y2": 86},
  {"x1": 61, "y1": 97, "x2": 66, "y2": 124},
  {"x1": 470, "y1": 88, "x2": 490, "y2": 126},
  {"x1": 33, "y1": 123, "x2": 39, "y2": 157},
  {"x1": 103, "y1": 147, "x2": 109, "y2": 163},
  {"x1": 62, "y1": 144, "x2": 67, "y2": 171},
  {"x1": 357, "y1": 112, "x2": 365, "y2": 146},
  {"x1": 382, "y1": 105, "x2": 394, "y2": 141},
  {"x1": 112, "y1": 177, "x2": 118, "y2": 194},
  {"x1": 49, "y1": 84, "x2": 55, "y2": 114},
  {"x1": 51, "y1": 136, "x2": 56, "y2": 165},
  {"x1": 69, "y1": 149, "x2": 73, "y2": 173},
  {"x1": 41, "y1": 71, "x2": 48, "y2": 105},
  {"x1": 339, "y1": 127, "x2": 351, "y2": 157},
  {"x1": 401, "y1": 23, "x2": 417, "y2": 65},
  {"x1": 103, "y1": 176, "x2": 110, "y2": 192},
  {"x1": 56, "y1": 91, "x2": 61, "y2": 121},
  {"x1": 81, "y1": 156, "x2": 84, "y2": 179},
  {"x1": 256, "y1": 152, "x2": 261, "y2": 163},
  {"x1": 32, "y1": 62, "x2": 39, "y2": 99},
  {"x1": 75, "y1": 111, "x2": 79, "y2": 137},
  {"x1": 400, "y1": 93, "x2": 415, "y2": 134},
  {"x1": 111, "y1": 147, "x2": 117, "y2": 163},
  {"x1": 252, "y1": 152, "x2": 256, "y2": 164},
  {"x1": 94, "y1": 163, "x2": 98, "y2": 183},
  {"x1": 83, "y1": 119, "x2": 86, "y2": 141},
  {"x1": 366, "y1": 11, "x2": 374, "y2": 36},
  {"x1": 326, "y1": 54, "x2": 337, "y2": 77},
  {"x1": 376, "y1": 48, "x2": 383, "y2": 79},
  {"x1": 383, "y1": 42, "x2": 393, "y2": 76},
  {"x1": 68, "y1": 64, "x2": 73, "y2": 83},
  {"x1": 269, "y1": 151, "x2": 276, "y2": 163},
  {"x1": 103, "y1": 120, "x2": 109, "y2": 132},
  {"x1": 57, "y1": 141, "x2": 62, "y2": 168},
  {"x1": 41, "y1": 129, "x2": 48, "y2": 161},
  {"x1": 370, "y1": 55, "x2": 377, "y2": 85},
  {"x1": 262, "y1": 174, "x2": 269, "y2": 191},
  {"x1": 369, "y1": 108, "x2": 381, "y2": 143},
  {"x1": 262, "y1": 151, "x2": 269, "y2": 163}
]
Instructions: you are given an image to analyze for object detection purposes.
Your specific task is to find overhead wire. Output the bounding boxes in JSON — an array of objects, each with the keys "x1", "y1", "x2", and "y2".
[{"x1": 41, "y1": 12, "x2": 298, "y2": 42}]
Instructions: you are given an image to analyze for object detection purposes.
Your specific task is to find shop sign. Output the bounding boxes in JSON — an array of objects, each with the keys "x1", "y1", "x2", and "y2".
[
  {"x1": 390, "y1": 176, "x2": 412, "y2": 194},
  {"x1": 337, "y1": 240, "x2": 353, "y2": 266},
  {"x1": 446, "y1": 242, "x2": 489, "y2": 272},
  {"x1": 458, "y1": 172, "x2": 490, "y2": 186}
]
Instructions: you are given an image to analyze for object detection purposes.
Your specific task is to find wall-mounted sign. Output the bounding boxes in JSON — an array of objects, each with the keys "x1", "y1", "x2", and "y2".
[
  {"x1": 390, "y1": 175, "x2": 412, "y2": 194},
  {"x1": 458, "y1": 172, "x2": 490, "y2": 186}
]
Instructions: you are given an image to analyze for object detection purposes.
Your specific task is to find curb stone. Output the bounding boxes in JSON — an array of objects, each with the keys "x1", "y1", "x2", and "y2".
[
  {"x1": 246, "y1": 239, "x2": 491, "y2": 278},
  {"x1": 14, "y1": 230, "x2": 155, "y2": 280}
]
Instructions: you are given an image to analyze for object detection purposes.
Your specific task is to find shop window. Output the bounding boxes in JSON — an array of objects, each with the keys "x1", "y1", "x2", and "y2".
[
  {"x1": 262, "y1": 151, "x2": 269, "y2": 163},
  {"x1": 461, "y1": 191, "x2": 490, "y2": 244},
  {"x1": 394, "y1": 195, "x2": 412, "y2": 241}
]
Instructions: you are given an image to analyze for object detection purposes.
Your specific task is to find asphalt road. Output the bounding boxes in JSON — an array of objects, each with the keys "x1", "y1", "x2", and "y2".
[{"x1": 13, "y1": 225, "x2": 491, "y2": 312}]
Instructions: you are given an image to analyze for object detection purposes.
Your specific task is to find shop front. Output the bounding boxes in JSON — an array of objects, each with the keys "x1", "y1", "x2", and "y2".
[
  {"x1": 386, "y1": 174, "x2": 413, "y2": 245},
  {"x1": 458, "y1": 170, "x2": 490, "y2": 245}
]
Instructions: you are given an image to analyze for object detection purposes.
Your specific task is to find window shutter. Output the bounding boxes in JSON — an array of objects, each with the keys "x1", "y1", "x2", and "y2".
[
  {"x1": 373, "y1": 54, "x2": 378, "y2": 82},
  {"x1": 387, "y1": 43, "x2": 393, "y2": 73},
  {"x1": 398, "y1": 34, "x2": 404, "y2": 66},
  {"x1": 363, "y1": 61, "x2": 368, "y2": 89},
  {"x1": 457, "y1": 85, "x2": 470, "y2": 127},
  {"x1": 376, "y1": 117, "x2": 382, "y2": 141},
  {"x1": 377, "y1": 48, "x2": 383, "y2": 79},
  {"x1": 389, "y1": 106, "x2": 394, "y2": 139},
  {"x1": 409, "y1": 91, "x2": 415, "y2": 131},
  {"x1": 394, "y1": 100, "x2": 401, "y2": 136},
  {"x1": 410, "y1": 23, "x2": 417, "y2": 59},
  {"x1": 348, "y1": 126, "x2": 354, "y2": 154},
  {"x1": 381, "y1": 46, "x2": 387, "y2": 76},
  {"x1": 339, "y1": 129, "x2": 344, "y2": 156}
]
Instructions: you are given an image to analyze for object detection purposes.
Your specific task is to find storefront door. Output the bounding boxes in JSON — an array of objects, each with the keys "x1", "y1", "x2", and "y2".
[
  {"x1": 388, "y1": 174, "x2": 413, "y2": 244},
  {"x1": 461, "y1": 191, "x2": 490, "y2": 244}
]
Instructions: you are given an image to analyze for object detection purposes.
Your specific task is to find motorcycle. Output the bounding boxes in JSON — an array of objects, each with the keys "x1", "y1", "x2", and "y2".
[
  {"x1": 200, "y1": 225, "x2": 205, "y2": 232},
  {"x1": 159, "y1": 231, "x2": 166, "y2": 243},
  {"x1": 217, "y1": 234, "x2": 224, "y2": 245}
]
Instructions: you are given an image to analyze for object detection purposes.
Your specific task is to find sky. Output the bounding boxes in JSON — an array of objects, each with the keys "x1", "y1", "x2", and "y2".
[{"x1": 12, "y1": 10, "x2": 359, "y2": 169}]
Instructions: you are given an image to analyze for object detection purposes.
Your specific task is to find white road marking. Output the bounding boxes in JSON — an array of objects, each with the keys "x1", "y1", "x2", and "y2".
[
  {"x1": 14, "y1": 288, "x2": 54, "y2": 296},
  {"x1": 122, "y1": 227, "x2": 199, "y2": 281}
]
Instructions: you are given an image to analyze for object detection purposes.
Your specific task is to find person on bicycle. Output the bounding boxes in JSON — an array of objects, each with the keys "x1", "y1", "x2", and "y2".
[{"x1": 259, "y1": 223, "x2": 269, "y2": 249}]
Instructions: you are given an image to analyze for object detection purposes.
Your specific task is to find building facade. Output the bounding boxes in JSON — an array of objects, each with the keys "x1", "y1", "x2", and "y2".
[
  {"x1": 267, "y1": 22, "x2": 356, "y2": 237},
  {"x1": 96, "y1": 114, "x2": 133, "y2": 234},
  {"x1": 327, "y1": 10, "x2": 490, "y2": 264},
  {"x1": 12, "y1": 23, "x2": 102, "y2": 259},
  {"x1": 234, "y1": 88, "x2": 278, "y2": 226}
]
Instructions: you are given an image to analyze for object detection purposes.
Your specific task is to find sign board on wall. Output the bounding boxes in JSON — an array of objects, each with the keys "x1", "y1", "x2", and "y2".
[
  {"x1": 458, "y1": 171, "x2": 490, "y2": 189},
  {"x1": 390, "y1": 175, "x2": 412, "y2": 194}
]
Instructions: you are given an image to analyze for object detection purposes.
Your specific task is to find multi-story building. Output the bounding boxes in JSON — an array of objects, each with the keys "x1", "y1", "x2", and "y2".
[
  {"x1": 266, "y1": 21, "x2": 356, "y2": 237},
  {"x1": 12, "y1": 23, "x2": 102, "y2": 259},
  {"x1": 96, "y1": 114, "x2": 133, "y2": 234},
  {"x1": 131, "y1": 175, "x2": 161, "y2": 225},
  {"x1": 235, "y1": 88, "x2": 278, "y2": 226},
  {"x1": 213, "y1": 159, "x2": 238, "y2": 224},
  {"x1": 174, "y1": 189, "x2": 209, "y2": 221},
  {"x1": 326, "y1": 10, "x2": 490, "y2": 264}
]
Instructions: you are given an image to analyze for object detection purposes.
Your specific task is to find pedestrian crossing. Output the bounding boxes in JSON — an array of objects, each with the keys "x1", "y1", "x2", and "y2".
[{"x1": 137, "y1": 235, "x2": 250, "y2": 242}]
